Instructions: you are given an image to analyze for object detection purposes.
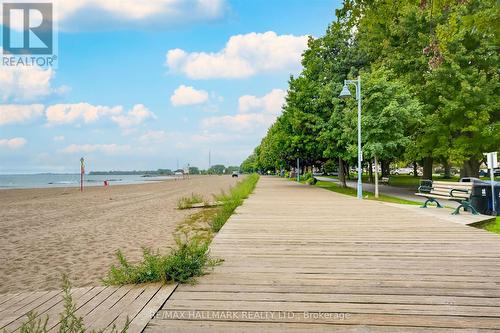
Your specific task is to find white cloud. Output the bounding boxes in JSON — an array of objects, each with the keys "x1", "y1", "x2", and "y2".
[
  {"x1": 0, "y1": 104, "x2": 44, "y2": 125},
  {"x1": 238, "y1": 89, "x2": 286, "y2": 115},
  {"x1": 111, "y1": 104, "x2": 155, "y2": 128},
  {"x1": 45, "y1": 103, "x2": 122, "y2": 125},
  {"x1": 0, "y1": 137, "x2": 27, "y2": 149},
  {"x1": 44, "y1": 103, "x2": 154, "y2": 128},
  {"x1": 53, "y1": 136, "x2": 65, "y2": 142},
  {"x1": 0, "y1": 66, "x2": 66, "y2": 102},
  {"x1": 170, "y1": 85, "x2": 209, "y2": 106},
  {"x1": 202, "y1": 88, "x2": 286, "y2": 133},
  {"x1": 60, "y1": 143, "x2": 131, "y2": 154},
  {"x1": 55, "y1": 0, "x2": 226, "y2": 31},
  {"x1": 165, "y1": 31, "x2": 309, "y2": 79}
]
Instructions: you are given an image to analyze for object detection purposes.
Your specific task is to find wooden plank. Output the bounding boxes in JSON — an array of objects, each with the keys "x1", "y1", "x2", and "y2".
[
  {"x1": 80, "y1": 285, "x2": 132, "y2": 328},
  {"x1": 145, "y1": 320, "x2": 482, "y2": 333},
  {"x1": 170, "y1": 291, "x2": 500, "y2": 307},
  {"x1": 46, "y1": 286, "x2": 103, "y2": 332},
  {"x1": 0, "y1": 291, "x2": 39, "y2": 315},
  {"x1": 153, "y1": 309, "x2": 500, "y2": 329},
  {"x1": 147, "y1": 177, "x2": 500, "y2": 331},
  {"x1": 1, "y1": 290, "x2": 60, "y2": 332},
  {"x1": 0, "y1": 294, "x2": 18, "y2": 307},
  {"x1": 107, "y1": 283, "x2": 163, "y2": 332},
  {"x1": 87, "y1": 285, "x2": 146, "y2": 331},
  {"x1": 127, "y1": 284, "x2": 177, "y2": 333}
]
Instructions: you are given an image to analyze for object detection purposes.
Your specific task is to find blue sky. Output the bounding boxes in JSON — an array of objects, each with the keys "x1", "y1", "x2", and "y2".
[{"x1": 0, "y1": 0, "x2": 341, "y2": 173}]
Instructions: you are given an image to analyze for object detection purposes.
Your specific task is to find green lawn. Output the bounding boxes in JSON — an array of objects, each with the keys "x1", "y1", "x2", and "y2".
[
  {"x1": 483, "y1": 216, "x2": 500, "y2": 234},
  {"x1": 387, "y1": 175, "x2": 500, "y2": 188},
  {"x1": 314, "y1": 180, "x2": 421, "y2": 205},
  {"x1": 320, "y1": 174, "x2": 500, "y2": 188}
]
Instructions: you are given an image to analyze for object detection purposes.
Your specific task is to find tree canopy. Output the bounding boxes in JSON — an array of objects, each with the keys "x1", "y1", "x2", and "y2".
[{"x1": 241, "y1": 0, "x2": 499, "y2": 179}]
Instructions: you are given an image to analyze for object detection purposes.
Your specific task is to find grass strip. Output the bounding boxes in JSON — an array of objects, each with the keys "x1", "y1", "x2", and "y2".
[
  {"x1": 482, "y1": 216, "x2": 500, "y2": 234},
  {"x1": 315, "y1": 180, "x2": 421, "y2": 205},
  {"x1": 211, "y1": 174, "x2": 260, "y2": 232}
]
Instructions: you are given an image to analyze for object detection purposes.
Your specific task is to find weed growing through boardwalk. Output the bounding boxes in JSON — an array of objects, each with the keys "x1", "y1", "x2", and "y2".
[
  {"x1": 8, "y1": 276, "x2": 129, "y2": 333},
  {"x1": 103, "y1": 239, "x2": 221, "y2": 285},
  {"x1": 177, "y1": 193, "x2": 205, "y2": 209}
]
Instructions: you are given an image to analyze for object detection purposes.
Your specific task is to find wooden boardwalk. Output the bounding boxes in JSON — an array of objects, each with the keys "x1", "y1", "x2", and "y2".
[
  {"x1": 147, "y1": 177, "x2": 500, "y2": 332},
  {"x1": 0, "y1": 283, "x2": 176, "y2": 332}
]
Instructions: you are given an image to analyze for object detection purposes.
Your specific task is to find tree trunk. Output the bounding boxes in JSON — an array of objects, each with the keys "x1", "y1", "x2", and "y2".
[
  {"x1": 368, "y1": 160, "x2": 373, "y2": 183},
  {"x1": 338, "y1": 157, "x2": 347, "y2": 188},
  {"x1": 380, "y1": 160, "x2": 390, "y2": 177},
  {"x1": 443, "y1": 160, "x2": 451, "y2": 179},
  {"x1": 413, "y1": 161, "x2": 418, "y2": 177},
  {"x1": 374, "y1": 155, "x2": 379, "y2": 198},
  {"x1": 423, "y1": 157, "x2": 433, "y2": 180},
  {"x1": 460, "y1": 158, "x2": 480, "y2": 178}
]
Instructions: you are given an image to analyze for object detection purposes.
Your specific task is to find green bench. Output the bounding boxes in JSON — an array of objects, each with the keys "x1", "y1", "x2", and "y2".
[{"x1": 415, "y1": 180, "x2": 479, "y2": 215}]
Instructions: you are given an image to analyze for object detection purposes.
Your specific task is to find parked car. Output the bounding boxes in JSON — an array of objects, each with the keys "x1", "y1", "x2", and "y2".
[
  {"x1": 459, "y1": 177, "x2": 481, "y2": 183},
  {"x1": 391, "y1": 167, "x2": 414, "y2": 175},
  {"x1": 480, "y1": 169, "x2": 500, "y2": 177},
  {"x1": 232, "y1": 171, "x2": 239, "y2": 178}
]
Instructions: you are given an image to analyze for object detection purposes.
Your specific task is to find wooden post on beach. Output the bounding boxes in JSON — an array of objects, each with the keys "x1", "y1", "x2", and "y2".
[{"x1": 80, "y1": 157, "x2": 85, "y2": 192}]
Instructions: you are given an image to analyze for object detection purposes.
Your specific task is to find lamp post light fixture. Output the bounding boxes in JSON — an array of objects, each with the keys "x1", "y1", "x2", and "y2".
[{"x1": 339, "y1": 75, "x2": 363, "y2": 199}]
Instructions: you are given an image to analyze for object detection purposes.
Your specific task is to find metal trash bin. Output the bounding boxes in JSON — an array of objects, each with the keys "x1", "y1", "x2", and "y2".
[{"x1": 470, "y1": 181, "x2": 500, "y2": 216}]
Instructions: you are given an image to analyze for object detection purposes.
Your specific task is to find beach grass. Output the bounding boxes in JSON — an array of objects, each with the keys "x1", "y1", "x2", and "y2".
[{"x1": 177, "y1": 193, "x2": 205, "y2": 209}]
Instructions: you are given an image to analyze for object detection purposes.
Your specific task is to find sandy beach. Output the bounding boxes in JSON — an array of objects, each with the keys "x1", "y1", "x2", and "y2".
[{"x1": 0, "y1": 175, "x2": 238, "y2": 293}]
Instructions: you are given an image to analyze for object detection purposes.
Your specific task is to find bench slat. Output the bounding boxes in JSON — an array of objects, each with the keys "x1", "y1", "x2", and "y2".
[
  {"x1": 431, "y1": 182, "x2": 473, "y2": 189},
  {"x1": 430, "y1": 190, "x2": 469, "y2": 198},
  {"x1": 415, "y1": 193, "x2": 468, "y2": 201}
]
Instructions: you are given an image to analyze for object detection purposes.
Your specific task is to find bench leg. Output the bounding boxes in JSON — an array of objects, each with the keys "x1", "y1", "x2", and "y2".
[
  {"x1": 421, "y1": 198, "x2": 442, "y2": 209},
  {"x1": 452, "y1": 201, "x2": 479, "y2": 215}
]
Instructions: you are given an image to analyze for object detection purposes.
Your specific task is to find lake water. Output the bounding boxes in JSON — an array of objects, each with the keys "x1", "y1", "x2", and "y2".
[{"x1": 0, "y1": 174, "x2": 176, "y2": 189}]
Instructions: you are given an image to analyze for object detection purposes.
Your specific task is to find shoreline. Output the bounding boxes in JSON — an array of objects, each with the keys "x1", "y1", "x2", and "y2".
[{"x1": 0, "y1": 174, "x2": 183, "y2": 190}]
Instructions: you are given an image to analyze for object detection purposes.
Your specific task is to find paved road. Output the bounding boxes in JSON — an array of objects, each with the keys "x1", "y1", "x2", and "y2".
[{"x1": 147, "y1": 177, "x2": 500, "y2": 332}]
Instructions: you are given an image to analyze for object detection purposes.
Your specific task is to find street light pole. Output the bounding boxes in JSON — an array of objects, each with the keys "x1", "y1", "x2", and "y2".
[
  {"x1": 297, "y1": 157, "x2": 300, "y2": 182},
  {"x1": 339, "y1": 76, "x2": 363, "y2": 199}
]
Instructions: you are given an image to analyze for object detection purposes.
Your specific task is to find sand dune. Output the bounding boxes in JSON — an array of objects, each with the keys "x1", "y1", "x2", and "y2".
[{"x1": 0, "y1": 175, "x2": 238, "y2": 293}]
